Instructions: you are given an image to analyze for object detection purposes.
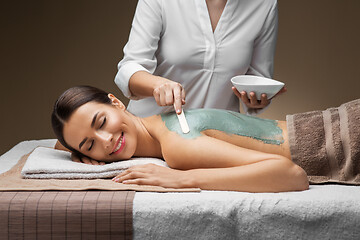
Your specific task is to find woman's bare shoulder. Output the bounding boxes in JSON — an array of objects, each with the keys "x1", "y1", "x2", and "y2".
[
  {"x1": 142, "y1": 115, "x2": 174, "y2": 141},
  {"x1": 141, "y1": 114, "x2": 196, "y2": 166}
]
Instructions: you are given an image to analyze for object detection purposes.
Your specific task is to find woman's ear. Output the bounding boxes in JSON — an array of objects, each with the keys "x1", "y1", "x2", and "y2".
[{"x1": 108, "y1": 93, "x2": 125, "y2": 109}]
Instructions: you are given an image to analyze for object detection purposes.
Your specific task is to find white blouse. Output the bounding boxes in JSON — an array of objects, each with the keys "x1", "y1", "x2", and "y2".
[{"x1": 115, "y1": 0, "x2": 278, "y2": 117}]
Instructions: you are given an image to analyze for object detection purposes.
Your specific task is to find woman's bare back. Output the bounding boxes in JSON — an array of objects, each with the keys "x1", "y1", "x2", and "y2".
[{"x1": 143, "y1": 109, "x2": 291, "y2": 168}]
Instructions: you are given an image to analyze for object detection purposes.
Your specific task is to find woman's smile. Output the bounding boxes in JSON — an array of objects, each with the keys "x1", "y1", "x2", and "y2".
[
  {"x1": 111, "y1": 132, "x2": 125, "y2": 155},
  {"x1": 62, "y1": 97, "x2": 139, "y2": 161}
]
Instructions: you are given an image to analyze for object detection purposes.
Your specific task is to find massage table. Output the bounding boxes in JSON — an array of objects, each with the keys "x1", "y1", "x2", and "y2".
[{"x1": 1, "y1": 139, "x2": 360, "y2": 239}]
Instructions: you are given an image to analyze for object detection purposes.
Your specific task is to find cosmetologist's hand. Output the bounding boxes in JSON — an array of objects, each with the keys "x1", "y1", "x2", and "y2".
[
  {"x1": 71, "y1": 152, "x2": 106, "y2": 165},
  {"x1": 232, "y1": 86, "x2": 287, "y2": 110},
  {"x1": 112, "y1": 163, "x2": 189, "y2": 188},
  {"x1": 153, "y1": 80, "x2": 186, "y2": 114}
]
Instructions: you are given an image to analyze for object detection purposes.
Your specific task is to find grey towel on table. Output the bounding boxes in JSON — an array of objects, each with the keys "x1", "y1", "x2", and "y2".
[
  {"x1": 21, "y1": 147, "x2": 168, "y2": 179},
  {"x1": 286, "y1": 99, "x2": 360, "y2": 184}
]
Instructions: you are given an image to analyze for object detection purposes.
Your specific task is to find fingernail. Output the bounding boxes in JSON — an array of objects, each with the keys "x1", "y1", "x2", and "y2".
[{"x1": 176, "y1": 109, "x2": 180, "y2": 114}]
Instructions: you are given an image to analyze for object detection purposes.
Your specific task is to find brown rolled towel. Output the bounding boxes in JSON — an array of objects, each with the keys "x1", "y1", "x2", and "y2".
[{"x1": 286, "y1": 99, "x2": 360, "y2": 185}]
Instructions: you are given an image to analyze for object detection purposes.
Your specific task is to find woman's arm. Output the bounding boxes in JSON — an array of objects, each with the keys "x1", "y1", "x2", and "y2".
[
  {"x1": 113, "y1": 159, "x2": 308, "y2": 193},
  {"x1": 115, "y1": 0, "x2": 163, "y2": 99},
  {"x1": 114, "y1": 0, "x2": 185, "y2": 112},
  {"x1": 246, "y1": 1, "x2": 278, "y2": 79},
  {"x1": 240, "y1": 0, "x2": 279, "y2": 115},
  {"x1": 185, "y1": 158, "x2": 308, "y2": 192},
  {"x1": 114, "y1": 134, "x2": 309, "y2": 192},
  {"x1": 129, "y1": 71, "x2": 186, "y2": 113}
]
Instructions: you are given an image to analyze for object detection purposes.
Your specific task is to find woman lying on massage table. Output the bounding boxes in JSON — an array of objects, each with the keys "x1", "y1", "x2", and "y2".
[{"x1": 52, "y1": 86, "x2": 360, "y2": 192}]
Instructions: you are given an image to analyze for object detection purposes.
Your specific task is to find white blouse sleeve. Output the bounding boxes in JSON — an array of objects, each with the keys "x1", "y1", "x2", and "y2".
[
  {"x1": 114, "y1": 0, "x2": 163, "y2": 99},
  {"x1": 243, "y1": 0, "x2": 278, "y2": 115},
  {"x1": 246, "y1": 0, "x2": 278, "y2": 78}
]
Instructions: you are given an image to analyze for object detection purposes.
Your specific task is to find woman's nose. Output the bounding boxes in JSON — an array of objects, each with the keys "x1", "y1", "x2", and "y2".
[{"x1": 96, "y1": 130, "x2": 113, "y2": 148}]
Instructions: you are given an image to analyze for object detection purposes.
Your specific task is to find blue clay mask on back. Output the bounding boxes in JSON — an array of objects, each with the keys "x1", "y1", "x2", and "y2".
[{"x1": 160, "y1": 109, "x2": 284, "y2": 145}]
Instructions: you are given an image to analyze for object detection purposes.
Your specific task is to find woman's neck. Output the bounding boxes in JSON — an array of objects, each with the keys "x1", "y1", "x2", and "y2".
[{"x1": 130, "y1": 114, "x2": 162, "y2": 158}]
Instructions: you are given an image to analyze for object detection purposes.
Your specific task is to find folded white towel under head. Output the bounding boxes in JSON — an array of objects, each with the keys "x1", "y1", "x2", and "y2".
[{"x1": 21, "y1": 147, "x2": 168, "y2": 179}]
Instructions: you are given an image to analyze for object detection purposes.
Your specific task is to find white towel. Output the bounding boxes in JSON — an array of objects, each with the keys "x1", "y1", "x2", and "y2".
[{"x1": 21, "y1": 147, "x2": 168, "y2": 179}]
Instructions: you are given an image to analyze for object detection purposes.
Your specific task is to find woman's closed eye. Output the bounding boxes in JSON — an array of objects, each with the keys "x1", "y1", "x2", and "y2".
[
  {"x1": 88, "y1": 140, "x2": 94, "y2": 151},
  {"x1": 99, "y1": 117, "x2": 106, "y2": 128},
  {"x1": 88, "y1": 117, "x2": 106, "y2": 151}
]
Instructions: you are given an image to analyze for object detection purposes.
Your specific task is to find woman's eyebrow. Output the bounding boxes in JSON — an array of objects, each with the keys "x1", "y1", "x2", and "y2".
[
  {"x1": 91, "y1": 112, "x2": 100, "y2": 128},
  {"x1": 79, "y1": 137, "x2": 88, "y2": 149}
]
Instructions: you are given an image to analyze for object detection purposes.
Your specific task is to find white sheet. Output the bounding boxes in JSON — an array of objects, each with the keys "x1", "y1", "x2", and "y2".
[
  {"x1": 2, "y1": 140, "x2": 360, "y2": 239},
  {"x1": 133, "y1": 186, "x2": 360, "y2": 239}
]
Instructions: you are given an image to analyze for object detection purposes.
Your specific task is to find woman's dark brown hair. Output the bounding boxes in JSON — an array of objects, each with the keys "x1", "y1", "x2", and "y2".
[{"x1": 51, "y1": 85, "x2": 111, "y2": 156}]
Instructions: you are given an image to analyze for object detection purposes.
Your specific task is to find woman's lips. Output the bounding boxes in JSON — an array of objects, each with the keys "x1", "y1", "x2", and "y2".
[{"x1": 111, "y1": 132, "x2": 125, "y2": 155}]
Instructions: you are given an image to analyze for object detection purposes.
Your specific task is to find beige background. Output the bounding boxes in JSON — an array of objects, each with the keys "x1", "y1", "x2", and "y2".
[{"x1": 1, "y1": 0, "x2": 359, "y2": 155}]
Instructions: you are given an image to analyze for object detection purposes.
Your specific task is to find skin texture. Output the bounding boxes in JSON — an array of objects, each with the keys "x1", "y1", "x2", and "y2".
[
  {"x1": 58, "y1": 94, "x2": 308, "y2": 193},
  {"x1": 206, "y1": 0, "x2": 227, "y2": 33}
]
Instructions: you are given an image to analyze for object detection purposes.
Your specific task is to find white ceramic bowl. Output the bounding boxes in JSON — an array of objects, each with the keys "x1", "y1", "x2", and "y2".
[{"x1": 231, "y1": 75, "x2": 284, "y2": 100}]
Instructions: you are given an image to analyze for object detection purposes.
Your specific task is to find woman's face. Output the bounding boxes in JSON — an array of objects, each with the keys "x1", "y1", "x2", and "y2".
[{"x1": 63, "y1": 94, "x2": 137, "y2": 161}]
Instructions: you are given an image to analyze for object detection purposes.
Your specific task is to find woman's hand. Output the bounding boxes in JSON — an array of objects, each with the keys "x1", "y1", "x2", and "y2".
[
  {"x1": 153, "y1": 81, "x2": 186, "y2": 114},
  {"x1": 71, "y1": 152, "x2": 106, "y2": 165},
  {"x1": 232, "y1": 86, "x2": 287, "y2": 110},
  {"x1": 112, "y1": 164, "x2": 190, "y2": 188},
  {"x1": 128, "y1": 71, "x2": 186, "y2": 113}
]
